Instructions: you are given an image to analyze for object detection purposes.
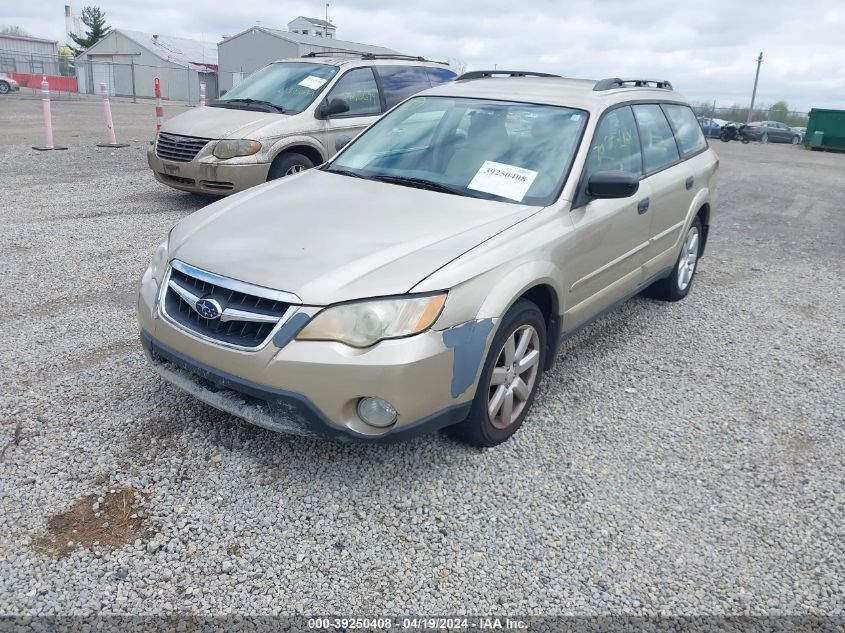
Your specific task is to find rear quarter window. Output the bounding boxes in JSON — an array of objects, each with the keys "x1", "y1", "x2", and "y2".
[
  {"x1": 377, "y1": 65, "x2": 434, "y2": 109},
  {"x1": 662, "y1": 104, "x2": 708, "y2": 156}
]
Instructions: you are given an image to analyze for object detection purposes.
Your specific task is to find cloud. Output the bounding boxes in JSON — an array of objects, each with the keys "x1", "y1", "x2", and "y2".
[{"x1": 7, "y1": 0, "x2": 844, "y2": 110}]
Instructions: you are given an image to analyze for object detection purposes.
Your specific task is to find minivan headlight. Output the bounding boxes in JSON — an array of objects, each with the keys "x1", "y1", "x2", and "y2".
[
  {"x1": 150, "y1": 239, "x2": 169, "y2": 284},
  {"x1": 296, "y1": 293, "x2": 447, "y2": 348},
  {"x1": 213, "y1": 139, "x2": 262, "y2": 159}
]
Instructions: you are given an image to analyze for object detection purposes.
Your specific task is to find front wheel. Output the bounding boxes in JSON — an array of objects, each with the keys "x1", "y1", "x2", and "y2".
[
  {"x1": 791, "y1": 135, "x2": 800, "y2": 145},
  {"x1": 0, "y1": 81, "x2": 10, "y2": 95},
  {"x1": 267, "y1": 152, "x2": 314, "y2": 181},
  {"x1": 644, "y1": 217, "x2": 703, "y2": 302},
  {"x1": 448, "y1": 299, "x2": 547, "y2": 447},
  {"x1": 719, "y1": 130, "x2": 731, "y2": 142},
  {"x1": 760, "y1": 132, "x2": 769, "y2": 144}
]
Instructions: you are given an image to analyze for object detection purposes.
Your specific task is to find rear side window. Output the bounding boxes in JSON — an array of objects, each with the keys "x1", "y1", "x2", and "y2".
[
  {"x1": 326, "y1": 67, "x2": 381, "y2": 116},
  {"x1": 632, "y1": 104, "x2": 680, "y2": 173},
  {"x1": 662, "y1": 104, "x2": 707, "y2": 156},
  {"x1": 586, "y1": 106, "x2": 642, "y2": 178},
  {"x1": 425, "y1": 67, "x2": 457, "y2": 86},
  {"x1": 377, "y1": 66, "x2": 433, "y2": 109}
]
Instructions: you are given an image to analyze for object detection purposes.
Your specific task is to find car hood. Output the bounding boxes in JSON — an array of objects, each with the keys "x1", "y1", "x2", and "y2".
[
  {"x1": 161, "y1": 105, "x2": 294, "y2": 140},
  {"x1": 169, "y1": 170, "x2": 541, "y2": 305}
]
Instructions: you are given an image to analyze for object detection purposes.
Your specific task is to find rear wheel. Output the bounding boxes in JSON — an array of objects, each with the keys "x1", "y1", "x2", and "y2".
[
  {"x1": 267, "y1": 152, "x2": 314, "y2": 181},
  {"x1": 644, "y1": 217, "x2": 703, "y2": 302},
  {"x1": 448, "y1": 300, "x2": 546, "y2": 447},
  {"x1": 0, "y1": 81, "x2": 10, "y2": 95}
]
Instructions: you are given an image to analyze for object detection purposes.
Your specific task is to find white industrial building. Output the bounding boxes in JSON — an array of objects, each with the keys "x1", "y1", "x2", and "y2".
[
  {"x1": 75, "y1": 29, "x2": 217, "y2": 102},
  {"x1": 217, "y1": 20, "x2": 399, "y2": 95}
]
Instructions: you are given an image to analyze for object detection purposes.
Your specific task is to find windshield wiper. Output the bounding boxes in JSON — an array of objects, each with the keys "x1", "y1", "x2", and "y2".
[
  {"x1": 323, "y1": 167, "x2": 368, "y2": 179},
  {"x1": 211, "y1": 98, "x2": 285, "y2": 113},
  {"x1": 368, "y1": 174, "x2": 466, "y2": 196}
]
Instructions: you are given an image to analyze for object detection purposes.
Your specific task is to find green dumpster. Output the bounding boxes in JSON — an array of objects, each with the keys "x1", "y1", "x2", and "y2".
[{"x1": 805, "y1": 108, "x2": 845, "y2": 151}]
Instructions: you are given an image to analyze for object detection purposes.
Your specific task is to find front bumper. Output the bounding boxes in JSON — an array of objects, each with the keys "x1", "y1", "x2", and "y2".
[
  {"x1": 138, "y1": 268, "x2": 491, "y2": 441},
  {"x1": 147, "y1": 145, "x2": 270, "y2": 195}
]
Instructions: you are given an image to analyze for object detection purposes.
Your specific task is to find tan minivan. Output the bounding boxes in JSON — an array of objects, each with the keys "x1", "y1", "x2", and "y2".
[
  {"x1": 147, "y1": 54, "x2": 456, "y2": 194},
  {"x1": 138, "y1": 72, "x2": 718, "y2": 446}
]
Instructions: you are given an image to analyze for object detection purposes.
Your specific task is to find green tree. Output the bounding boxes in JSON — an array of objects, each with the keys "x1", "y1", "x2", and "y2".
[
  {"x1": 770, "y1": 100, "x2": 789, "y2": 122},
  {"x1": 1, "y1": 24, "x2": 31, "y2": 36},
  {"x1": 68, "y1": 6, "x2": 111, "y2": 56}
]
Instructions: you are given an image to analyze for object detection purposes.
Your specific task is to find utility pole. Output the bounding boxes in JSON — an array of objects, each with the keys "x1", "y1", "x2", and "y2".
[
  {"x1": 326, "y1": 3, "x2": 329, "y2": 31},
  {"x1": 747, "y1": 51, "x2": 763, "y2": 123}
]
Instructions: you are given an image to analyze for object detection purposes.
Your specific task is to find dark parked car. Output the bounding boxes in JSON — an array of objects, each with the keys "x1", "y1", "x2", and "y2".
[
  {"x1": 698, "y1": 117, "x2": 724, "y2": 139},
  {"x1": 744, "y1": 121, "x2": 802, "y2": 144}
]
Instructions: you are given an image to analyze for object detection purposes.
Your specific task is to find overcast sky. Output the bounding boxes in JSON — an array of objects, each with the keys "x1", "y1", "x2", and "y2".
[{"x1": 5, "y1": 0, "x2": 844, "y2": 111}]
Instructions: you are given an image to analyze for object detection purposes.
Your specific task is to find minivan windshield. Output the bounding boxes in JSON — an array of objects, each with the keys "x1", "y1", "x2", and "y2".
[
  {"x1": 212, "y1": 62, "x2": 339, "y2": 114},
  {"x1": 325, "y1": 96, "x2": 588, "y2": 205}
]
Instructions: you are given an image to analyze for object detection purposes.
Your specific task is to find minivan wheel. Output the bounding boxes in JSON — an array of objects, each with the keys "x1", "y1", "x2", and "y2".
[
  {"x1": 644, "y1": 216, "x2": 703, "y2": 302},
  {"x1": 447, "y1": 299, "x2": 547, "y2": 447},
  {"x1": 0, "y1": 81, "x2": 10, "y2": 95},
  {"x1": 267, "y1": 152, "x2": 314, "y2": 180}
]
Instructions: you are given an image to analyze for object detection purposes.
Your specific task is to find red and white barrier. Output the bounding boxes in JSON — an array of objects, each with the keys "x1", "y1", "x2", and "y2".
[
  {"x1": 97, "y1": 82, "x2": 129, "y2": 148},
  {"x1": 154, "y1": 77, "x2": 164, "y2": 131},
  {"x1": 32, "y1": 77, "x2": 68, "y2": 152},
  {"x1": 199, "y1": 81, "x2": 206, "y2": 107}
]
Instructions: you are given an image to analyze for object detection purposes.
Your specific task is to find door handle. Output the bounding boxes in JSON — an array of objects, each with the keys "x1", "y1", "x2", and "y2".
[
  {"x1": 637, "y1": 198, "x2": 650, "y2": 214},
  {"x1": 685, "y1": 176, "x2": 694, "y2": 190}
]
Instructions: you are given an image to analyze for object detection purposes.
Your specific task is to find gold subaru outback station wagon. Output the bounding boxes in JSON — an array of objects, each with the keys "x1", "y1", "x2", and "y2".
[{"x1": 138, "y1": 71, "x2": 718, "y2": 446}]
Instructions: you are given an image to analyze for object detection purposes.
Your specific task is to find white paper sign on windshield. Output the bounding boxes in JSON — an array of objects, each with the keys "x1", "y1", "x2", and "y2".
[
  {"x1": 298, "y1": 75, "x2": 328, "y2": 90},
  {"x1": 467, "y1": 161, "x2": 538, "y2": 201}
]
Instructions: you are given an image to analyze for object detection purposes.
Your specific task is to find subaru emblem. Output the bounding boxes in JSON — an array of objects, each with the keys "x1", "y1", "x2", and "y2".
[{"x1": 195, "y1": 297, "x2": 223, "y2": 320}]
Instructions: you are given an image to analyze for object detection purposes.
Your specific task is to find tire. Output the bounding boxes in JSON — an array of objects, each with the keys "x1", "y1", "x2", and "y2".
[
  {"x1": 791, "y1": 135, "x2": 800, "y2": 145},
  {"x1": 267, "y1": 152, "x2": 314, "y2": 181},
  {"x1": 644, "y1": 216, "x2": 703, "y2": 302},
  {"x1": 741, "y1": 137, "x2": 750, "y2": 144},
  {"x1": 760, "y1": 132, "x2": 769, "y2": 144},
  {"x1": 0, "y1": 81, "x2": 9, "y2": 95},
  {"x1": 719, "y1": 130, "x2": 731, "y2": 142},
  {"x1": 448, "y1": 299, "x2": 547, "y2": 447}
]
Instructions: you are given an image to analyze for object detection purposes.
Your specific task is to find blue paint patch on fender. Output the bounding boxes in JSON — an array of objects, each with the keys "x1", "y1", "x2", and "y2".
[
  {"x1": 271, "y1": 312, "x2": 312, "y2": 348},
  {"x1": 442, "y1": 318, "x2": 494, "y2": 398}
]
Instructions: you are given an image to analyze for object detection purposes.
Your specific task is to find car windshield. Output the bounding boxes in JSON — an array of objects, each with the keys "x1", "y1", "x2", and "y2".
[
  {"x1": 212, "y1": 62, "x2": 338, "y2": 114},
  {"x1": 325, "y1": 96, "x2": 588, "y2": 205}
]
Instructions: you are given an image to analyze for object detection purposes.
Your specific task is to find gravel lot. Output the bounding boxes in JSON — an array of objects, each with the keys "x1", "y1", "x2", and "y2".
[{"x1": 1, "y1": 96, "x2": 843, "y2": 617}]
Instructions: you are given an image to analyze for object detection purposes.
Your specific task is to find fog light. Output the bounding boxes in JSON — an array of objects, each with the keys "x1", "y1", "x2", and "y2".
[{"x1": 357, "y1": 397, "x2": 397, "y2": 428}]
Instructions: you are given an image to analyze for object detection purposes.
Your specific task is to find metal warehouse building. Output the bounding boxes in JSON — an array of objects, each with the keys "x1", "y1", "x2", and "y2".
[
  {"x1": 217, "y1": 23, "x2": 399, "y2": 95},
  {"x1": 75, "y1": 29, "x2": 217, "y2": 102},
  {"x1": 0, "y1": 34, "x2": 63, "y2": 86}
]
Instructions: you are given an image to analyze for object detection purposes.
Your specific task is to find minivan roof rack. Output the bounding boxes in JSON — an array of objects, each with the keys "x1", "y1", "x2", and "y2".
[
  {"x1": 456, "y1": 70, "x2": 561, "y2": 81},
  {"x1": 593, "y1": 78, "x2": 674, "y2": 91},
  {"x1": 302, "y1": 51, "x2": 449, "y2": 65}
]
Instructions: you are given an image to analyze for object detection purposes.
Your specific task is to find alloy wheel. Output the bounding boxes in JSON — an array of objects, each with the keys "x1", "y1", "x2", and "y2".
[
  {"x1": 285, "y1": 164, "x2": 306, "y2": 176},
  {"x1": 488, "y1": 324, "x2": 541, "y2": 429},
  {"x1": 677, "y1": 225, "x2": 700, "y2": 291}
]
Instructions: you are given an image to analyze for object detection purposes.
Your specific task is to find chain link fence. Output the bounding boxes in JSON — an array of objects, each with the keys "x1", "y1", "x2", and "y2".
[
  {"x1": 691, "y1": 103, "x2": 809, "y2": 127},
  {"x1": 1, "y1": 50, "x2": 214, "y2": 104}
]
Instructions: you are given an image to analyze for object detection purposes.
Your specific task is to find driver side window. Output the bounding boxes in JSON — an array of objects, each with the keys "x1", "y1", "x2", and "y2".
[
  {"x1": 586, "y1": 106, "x2": 643, "y2": 179},
  {"x1": 325, "y1": 67, "x2": 382, "y2": 117}
]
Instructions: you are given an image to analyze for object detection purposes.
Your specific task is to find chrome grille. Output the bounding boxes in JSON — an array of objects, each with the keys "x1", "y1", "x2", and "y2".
[
  {"x1": 160, "y1": 261, "x2": 300, "y2": 350},
  {"x1": 155, "y1": 132, "x2": 212, "y2": 162}
]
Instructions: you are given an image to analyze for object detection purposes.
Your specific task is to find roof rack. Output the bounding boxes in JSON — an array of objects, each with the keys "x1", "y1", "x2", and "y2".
[
  {"x1": 593, "y1": 78, "x2": 673, "y2": 91},
  {"x1": 456, "y1": 70, "x2": 561, "y2": 81},
  {"x1": 302, "y1": 51, "x2": 449, "y2": 65}
]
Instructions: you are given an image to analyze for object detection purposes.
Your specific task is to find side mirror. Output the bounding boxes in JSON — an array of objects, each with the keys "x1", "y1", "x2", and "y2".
[
  {"x1": 335, "y1": 135, "x2": 352, "y2": 151},
  {"x1": 587, "y1": 170, "x2": 639, "y2": 199},
  {"x1": 317, "y1": 98, "x2": 350, "y2": 119}
]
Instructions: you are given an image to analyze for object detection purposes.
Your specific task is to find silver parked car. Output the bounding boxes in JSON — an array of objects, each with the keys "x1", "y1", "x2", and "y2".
[{"x1": 138, "y1": 72, "x2": 718, "y2": 446}]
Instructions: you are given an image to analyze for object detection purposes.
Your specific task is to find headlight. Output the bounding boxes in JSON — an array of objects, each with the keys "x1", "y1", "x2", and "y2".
[
  {"x1": 296, "y1": 293, "x2": 447, "y2": 348},
  {"x1": 213, "y1": 139, "x2": 262, "y2": 159},
  {"x1": 150, "y1": 239, "x2": 169, "y2": 284}
]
